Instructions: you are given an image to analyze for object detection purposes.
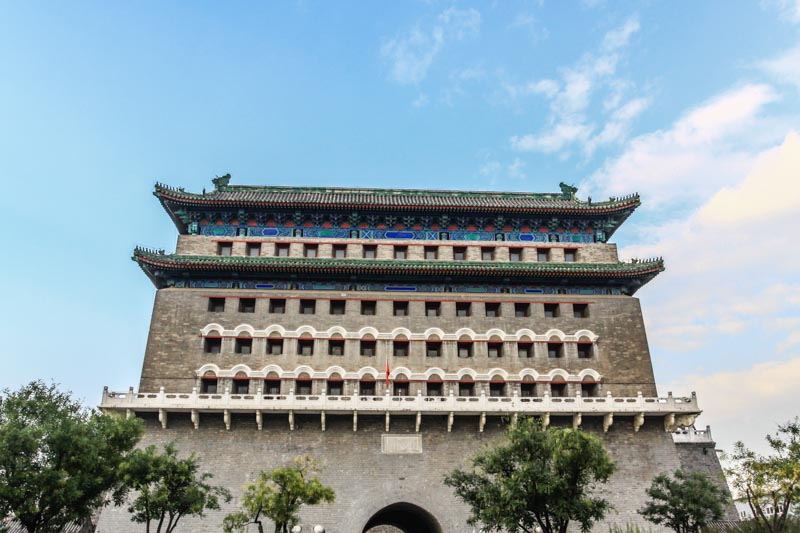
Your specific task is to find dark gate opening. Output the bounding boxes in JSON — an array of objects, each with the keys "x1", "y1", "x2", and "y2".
[{"x1": 362, "y1": 502, "x2": 443, "y2": 533}]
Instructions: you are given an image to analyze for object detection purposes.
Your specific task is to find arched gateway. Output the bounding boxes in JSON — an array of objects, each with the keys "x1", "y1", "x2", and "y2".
[{"x1": 362, "y1": 502, "x2": 443, "y2": 533}]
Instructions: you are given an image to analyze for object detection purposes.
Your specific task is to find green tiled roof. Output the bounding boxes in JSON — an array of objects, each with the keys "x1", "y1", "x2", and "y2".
[
  {"x1": 133, "y1": 248, "x2": 663, "y2": 291},
  {"x1": 153, "y1": 182, "x2": 640, "y2": 215}
]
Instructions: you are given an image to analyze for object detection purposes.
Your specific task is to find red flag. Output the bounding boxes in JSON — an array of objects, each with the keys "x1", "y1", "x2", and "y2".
[{"x1": 385, "y1": 359, "x2": 391, "y2": 387}]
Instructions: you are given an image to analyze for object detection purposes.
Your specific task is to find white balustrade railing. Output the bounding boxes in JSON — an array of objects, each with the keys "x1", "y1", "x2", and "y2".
[{"x1": 101, "y1": 386, "x2": 699, "y2": 417}]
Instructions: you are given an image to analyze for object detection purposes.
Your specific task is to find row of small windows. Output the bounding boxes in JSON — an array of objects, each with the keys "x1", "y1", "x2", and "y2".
[
  {"x1": 218, "y1": 242, "x2": 579, "y2": 263},
  {"x1": 209, "y1": 297, "x2": 590, "y2": 319},
  {"x1": 199, "y1": 376, "x2": 599, "y2": 398},
  {"x1": 203, "y1": 337, "x2": 595, "y2": 359}
]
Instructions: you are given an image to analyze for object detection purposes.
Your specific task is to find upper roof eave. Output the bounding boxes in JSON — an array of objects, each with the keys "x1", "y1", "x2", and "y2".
[{"x1": 153, "y1": 182, "x2": 641, "y2": 216}]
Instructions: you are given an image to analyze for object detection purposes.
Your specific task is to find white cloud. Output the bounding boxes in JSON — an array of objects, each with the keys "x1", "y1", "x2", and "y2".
[
  {"x1": 763, "y1": 0, "x2": 800, "y2": 23},
  {"x1": 381, "y1": 8, "x2": 481, "y2": 85},
  {"x1": 412, "y1": 93, "x2": 430, "y2": 108},
  {"x1": 584, "y1": 84, "x2": 779, "y2": 207},
  {"x1": 620, "y1": 132, "x2": 800, "y2": 356},
  {"x1": 761, "y1": 44, "x2": 800, "y2": 90},
  {"x1": 509, "y1": 17, "x2": 647, "y2": 156},
  {"x1": 663, "y1": 357, "x2": 800, "y2": 454}
]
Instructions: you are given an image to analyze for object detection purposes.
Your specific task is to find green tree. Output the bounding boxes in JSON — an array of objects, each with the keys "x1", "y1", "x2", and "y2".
[
  {"x1": 639, "y1": 469, "x2": 728, "y2": 532},
  {"x1": 725, "y1": 418, "x2": 800, "y2": 533},
  {"x1": 119, "y1": 442, "x2": 231, "y2": 533},
  {"x1": 0, "y1": 381, "x2": 143, "y2": 533},
  {"x1": 222, "y1": 456, "x2": 335, "y2": 533},
  {"x1": 444, "y1": 417, "x2": 616, "y2": 533}
]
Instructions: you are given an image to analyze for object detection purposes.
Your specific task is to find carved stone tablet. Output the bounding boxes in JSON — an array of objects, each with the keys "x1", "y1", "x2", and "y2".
[{"x1": 381, "y1": 434, "x2": 422, "y2": 454}]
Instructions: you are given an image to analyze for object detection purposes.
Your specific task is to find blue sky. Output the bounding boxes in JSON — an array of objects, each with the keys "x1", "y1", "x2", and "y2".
[{"x1": 1, "y1": 1, "x2": 798, "y2": 453}]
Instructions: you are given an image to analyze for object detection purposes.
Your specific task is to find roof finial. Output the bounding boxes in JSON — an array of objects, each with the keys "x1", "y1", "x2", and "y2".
[
  {"x1": 559, "y1": 182, "x2": 578, "y2": 200},
  {"x1": 212, "y1": 173, "x2": 231, "y2": 189}
]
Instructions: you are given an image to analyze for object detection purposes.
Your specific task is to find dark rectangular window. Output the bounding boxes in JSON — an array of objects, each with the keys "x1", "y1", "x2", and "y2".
[
  {"x1": 327, "y1": 380, "x2": 343, "y2": 396},
  {"x1": 426, "y1": 341, "x2": 442, "y2": 357},
  {"x1": 509, "y1": 248, "x2": 523, "y2": 262},
  {"x1": 458, "y1": 382, "x2": 474, "y2": 397},
  {"x1": 425, "y1": 302, "x2": 441, "y2": 317},
  {"x1": 424, "y1": 246, "x2": 438, "y2": 260},
  {"x1": 267, "y1": 338, "x2": 283, "y2": 355},
  {"x1": 518, "y1": 342, "x2": 533, "y2": 358},
  {"x1": 236, "y1": 227, "x2": 248, "y2": 236},
  {"x1": 217, "y1": 242, "x2": 233, "y2": 256},
  {"x1": 233, "y1": 380, "x2": 249, "y2": 394},
  {"x1": 360, "y1": 340, "x2": 376, "y2": 357},
  {"x1": 333, "y1": 244, "x2": 347, "y2": 258},
  {"x1": 573, "y1": 303, "x2": 589, "y2": 318},
  {"x1": 537, "y1": 248, "x2": 549, "y2": 262},
  {"x1": 201, "y1": 378, "x2": 217, "y2": 394},
  {"x1": 514, "y1": 303, "x2": 530, "y2": 317},
  {"x1": 328, "y1": 339, "x2": 345, "y2": 356},
  {"x1": 544, "y1": 303, "x2": 560, "y2": 318},
  {"x1": 299, "y1": 299, "x2": 316, "y2": 315},
  {"x1": 393, "y1": 382, "x2": 409, "y2": 396},
  {"x1": 453, "y1": 247, "x2": 467, "y2": 261},
  {"x1": 330, "y1": 300, "x2": 346, "y2": 315},
  {"x1": 269, "y1": 299, "x2": 286, "y2": 314},
  {"x1": 485, "y1": 302, "x2": 501, "y2": 317},
  {"x1": 238, "y1": 298, "x2": 256, "y2": 313},
  {"x1": 394, "y1": 246, "x2": 408, "y2": 260},
  {"x1": 235, "y1": 338, "x2": 252, "y2": 354},
  {"x1": 246, "y1": 243, "x2": 261, "y2": 257},
  {"x1": 204, "y1": 337, "x2": 222, "y2": 354},
  {"x1": 208, "y1": 298, "x2": 225, "y2": 312},
  {"x1": 577, "y1": 343, "x2": 593, "y2": 359},
  {"x1": 488, "y1": 342, "x2": 503, "y2": 358},
  {"x1": 581, "y1": 383, "x2": 598, "y2": 397},
  {"x1": 296, "y1": 380, "x2": 312, "y2": 395},
  {"x1": 361, "y1": 300, "x2": 377, "y2": 315},
  {"x1": 297, "y1": 339, "x2": 314, "y2": 356},
  {"x1": 548, "y1": 342, "x2": 563, "y2": 358},
  {"x1": 457, "y1": 342, "x2": 472, "y2": 358},
  {"x1": 363, "y1": 245, "x2": 377, "y2": 259},
  {"x1": 393, "y1": 301, "x2": 409, "y2": 316},
  {"x1": 456, "y1": 302, "x2": 471, "y2": 317},
  {"x1": 393, "y1": 341, "x2": 409, "y2": 357},
  {"x1": 303, "y1": 244, "x2": 318, "y2": 258},
  {"x1": 551, "y1": 383, "x2": 567, "y2": 397},
  {"x1": 564, "y1": 248, "x2": 577, "y2": 262},
  {"x1": 264, "y1": 379, "x2": 281, "y2": 395},
  {"x1": 481, "y1": 247, "x2": 495, "y2": 261},
  {"x1": 520, "y1": 382, "x2": 536, "y2": 397},
  {"x1": 275, "y1": 243, "x2": 290, "y2": 257},
  {"x1": 427, "y1": 381, "x2": 443, "y2": 396},
  {"x1": 359, "y1": 381, "x2": 376, "y2": 396},
  {"x1": 489, "y1": 382, "x2": 505, "y2": 397}
]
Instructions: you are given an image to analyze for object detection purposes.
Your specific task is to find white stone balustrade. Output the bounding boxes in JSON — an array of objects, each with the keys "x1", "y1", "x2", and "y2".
[{"x1": 101, "y1": 386, "x2": 700, "y2": 432}]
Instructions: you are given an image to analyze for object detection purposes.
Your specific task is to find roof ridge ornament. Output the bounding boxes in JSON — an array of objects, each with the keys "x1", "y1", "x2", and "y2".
[
  {"x1": 559, "y1": 182, "x2": 578, "y2": 200},
  {"x1": 212, "y1": 173, "x2": 232, "y2": 190}
]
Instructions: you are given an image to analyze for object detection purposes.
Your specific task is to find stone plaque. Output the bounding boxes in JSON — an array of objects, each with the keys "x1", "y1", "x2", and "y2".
[{"x1": 381, "y1": 434, "x2": 422, "y2": 454}]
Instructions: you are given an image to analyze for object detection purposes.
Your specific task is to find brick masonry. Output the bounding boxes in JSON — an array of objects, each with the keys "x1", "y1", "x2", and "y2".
[{"x1": 96, "y1": 414, "x2": 733, "y2": 532}]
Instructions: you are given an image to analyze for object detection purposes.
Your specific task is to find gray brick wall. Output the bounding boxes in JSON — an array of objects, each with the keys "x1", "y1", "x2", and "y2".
[{"x1": 97, "y1": 415, "x2": 695, "y2": 533}]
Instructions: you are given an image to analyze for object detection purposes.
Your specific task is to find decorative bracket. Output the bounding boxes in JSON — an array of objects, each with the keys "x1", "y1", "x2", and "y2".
[
  {"x1": 479, "y1": 412, "x2": 486, "y2": 433},
  {"x1": 223, "y1": 409, "x2": 231, "y2": 431},
  {"x1": 158, "y1": 409, "x2": 167, "y2": 429},
  {"x1": 634, "y1": 412, "x2": 645, "y2": 432},
  {"x1": 321, "y1": 411, "x2": 326, "y2": 432},
  {"x1": 447, "y1": 412, "x2": 454, "y2": 432},
  {"x1": 289, "y1": 410, "x2": 295, "y2": 431},
  {"x1": 385, "y1": 412, "x2": 390, "y2": 433},
  {"x1": 256, "y1": 410, "x2": 262, "y2": 431},
  {"x1": 353, "y1": 410, "x2": 358, "y2": 432},
  {"x1": 541, "y1": 412, "x2": 550, "y2": 429},
  {"x1": 415, "y1": 412, "x2": 421, "y2": 433},
  {"x1": 572, "y1": 413, "x2": 582, "y2": 430},
  {"x1": 603, "y1": 413, "x2": 613, "y2": 433},
  {"x1": 191, "y1": 409, "x2": 199, "y2": 430}
]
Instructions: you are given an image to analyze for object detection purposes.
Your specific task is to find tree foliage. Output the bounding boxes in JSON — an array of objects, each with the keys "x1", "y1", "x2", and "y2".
[
  {"x1": 639, "y1": 469, "x2": 728, "y2": 532},
  {"x1": 0, "y1": 381, "x2": 142, "y2": 533},
  {"x1": 725, "y1": 417, "x2": 800, "y2": 533},
  {"x1": 119, "y1": 442, "x2": 231, "y2": 533},
  {"x1": 222, "y1": 456, "x2": 335, "y2": 533},
  {"x1": 444, "y1": 417, "x2": 616, "y2": 533}
]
